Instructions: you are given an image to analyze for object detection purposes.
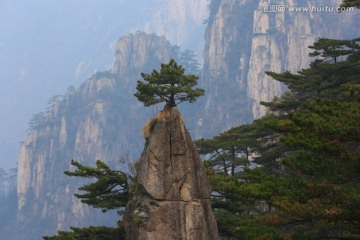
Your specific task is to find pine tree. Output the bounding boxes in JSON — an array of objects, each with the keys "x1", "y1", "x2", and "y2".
[
  {"x1": 198, "y1": 37, "x2": 360, "y2": 239},
  {"x1": 134, "y1": 59, "x2": 204, "y2": 107},
  {"x1": 43, "y1": 160, "x2": 131, "y2": 240},
  {"x1": 308, "y1": 38, "x2": 353, "y2": 63},
  {"x1": 195, "y1": 122, "x2": 281, "y2": 239},
  {"x1": 64, "y1": 160, "x2": 130, "y2": 212},
  {"x1": 255, "y1": 37, "x2": 360, "y2": 238},
  {"x1": 43, "y1": 226, "x2": 125, "y2": 240},
  {"x1": 341, "y1": 0, "x2": 360, "y2": 8}
]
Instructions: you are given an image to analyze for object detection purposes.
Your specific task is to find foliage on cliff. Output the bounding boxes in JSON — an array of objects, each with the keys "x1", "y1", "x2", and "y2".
[
  {"x1": 64, "y1": 160, "x2": 130, "y2": 212},
  {"x1": 341, "y1": 0, "x2": 360, "y2": 8},
  {"x1": 196, "y1": 36, "x2": 360, "y2": 239},
  {"x1": 43, "y1": 226, "x2": 125, "y2": 240},
  {"x1": 43, "y1": 160, "x2": 129, "y2": 240}
]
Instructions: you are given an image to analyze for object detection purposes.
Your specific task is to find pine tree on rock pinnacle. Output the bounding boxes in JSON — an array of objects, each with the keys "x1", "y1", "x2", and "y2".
[{"x1": 134, "y1": 59, "x2": 204, "y2": 108}]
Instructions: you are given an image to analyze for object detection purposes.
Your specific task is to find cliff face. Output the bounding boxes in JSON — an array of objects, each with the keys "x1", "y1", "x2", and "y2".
[
  {"x1": 16, "y1": 32, "x2": 178, "y2": 239},
  {"x1": 124, "y1": 108, "x2": 218, "y2": 240},
  {"x1": 200, "y1": 0, "x2": 360, "y2": 136},
  {"x1": 16, "y1": 75, "x2": 129, "y2": 238},
  {"x1": 141, "y1": 0, "x2": 208, "y2": 54},
  {"x1": 200, "y1": 0, "x2": 259, "y2": 136},
  {"x1": 112, "y1": 33, "x2": 173, "y2": 87}
]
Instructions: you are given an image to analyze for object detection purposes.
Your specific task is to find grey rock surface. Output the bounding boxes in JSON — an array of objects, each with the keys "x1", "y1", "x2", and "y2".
[{"x1": 124, "y1": 107, "x2": 218, "y2": 240}]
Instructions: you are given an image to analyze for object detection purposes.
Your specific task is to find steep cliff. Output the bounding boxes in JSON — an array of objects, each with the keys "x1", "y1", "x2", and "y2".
[
  {"x1": 141, "y1": 0, "x2": 208, "y2": 54},
  {"x1": 124, "y1": 108, "x2": 218, "y2": 240},
  {"x1": 200, "y1": 0, "x2": 360, "y2": 136},
  {"x1": 15, "y1": 32, "x2": 179, "y2": 240}
]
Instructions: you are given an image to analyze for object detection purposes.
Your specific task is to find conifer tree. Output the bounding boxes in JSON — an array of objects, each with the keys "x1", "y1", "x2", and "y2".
[
  {"x1": 258, "y1": 39, "x2": 360, "y2": 237},
  {"x1": 134, "y1": 59, "x2": 204, "y2": 107},
  {"x1": 43, "y1": 226, "x2": 124, "y2": 240},
  {"x1": 64, "y1": 160, "x2": 130, "y2": 212},
  {"x1": 198, "y1": 36, "x2": 360, "y2": 239},
  {"x1": 195, "y1": 122, "x2": 280, "y2": 239},
  {"x1": 341, "y1": 0, "x2": 360, "y2": 8},
  {"x1": 43, "y1": 160, "x2": 131, "y2": 240},
  {"x1": 308, "y1": 38, "x2": 353, "y2": 63}
]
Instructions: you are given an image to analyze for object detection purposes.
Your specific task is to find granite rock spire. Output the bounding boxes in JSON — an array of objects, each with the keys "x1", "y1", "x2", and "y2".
[{"x1": 124, "y1": 107, "x2": 218, "y2": 240}]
